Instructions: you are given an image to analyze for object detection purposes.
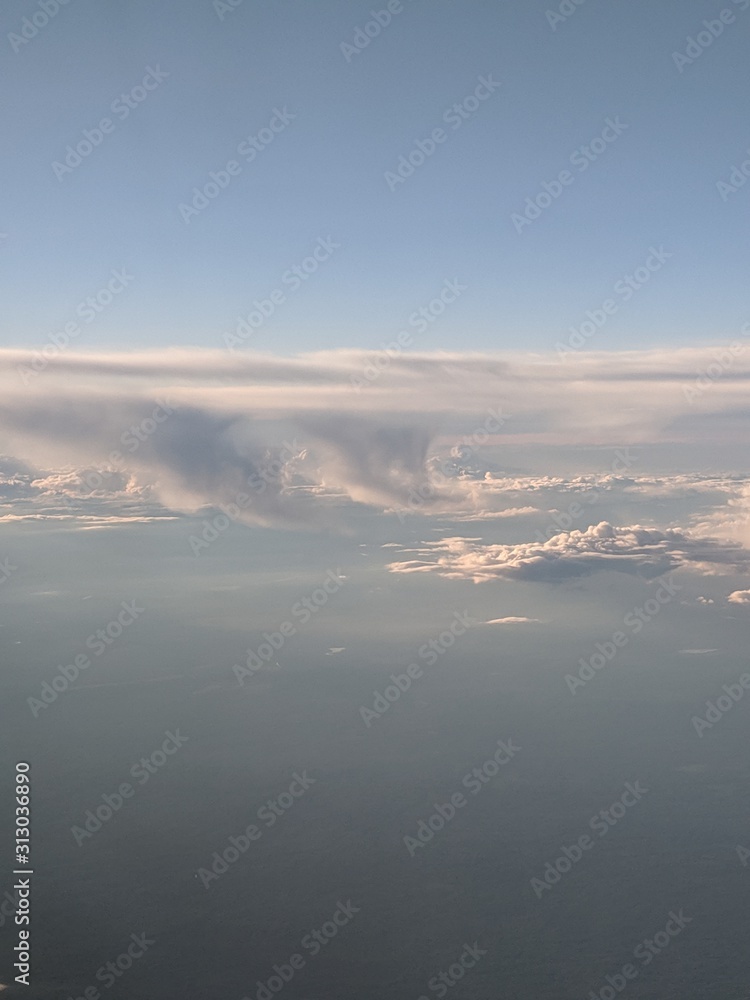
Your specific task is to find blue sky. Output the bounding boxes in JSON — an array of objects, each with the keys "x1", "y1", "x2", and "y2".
[{"x1": 3, "y1": 0, "x2": 749, "y2": 354}]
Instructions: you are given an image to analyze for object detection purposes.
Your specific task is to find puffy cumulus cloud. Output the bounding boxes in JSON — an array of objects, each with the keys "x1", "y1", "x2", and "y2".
[
  {"x1": 727, "y1": 590, "x2": 750, "y2": 604},
  {"x1": 0, "y1": 453, "x2": 172, "y2": 524},
  {"x1": 387, "y1": 522, "x2": 750, "y2": 584}
]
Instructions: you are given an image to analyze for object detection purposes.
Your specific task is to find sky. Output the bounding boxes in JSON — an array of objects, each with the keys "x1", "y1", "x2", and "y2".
[
  {"x1": 2, "y1": 2, "x2": 750, "y2": 999},
  {"x1": 3, "y1": 0, "x2": 750, "y2": 353}
]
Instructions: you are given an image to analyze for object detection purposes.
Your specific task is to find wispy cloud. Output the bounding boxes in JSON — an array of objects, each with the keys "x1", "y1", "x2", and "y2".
[{"x1": 483, "y1": 617, "x2": 543, "y2": 624}]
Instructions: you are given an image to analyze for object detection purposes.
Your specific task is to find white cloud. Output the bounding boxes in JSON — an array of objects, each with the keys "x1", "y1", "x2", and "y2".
[
  {"x1": 387, "y1": 521, "x2": 749, "y2": 584},
  {"x1": 483, "y1": 617, "x2": 542, "y2": 624},
  {"x1": 451, "y1": 505, "x2": 539, "y2": 522},
  {"x1": 693, "y1": 484, "x2": 750, "y2": 548}
]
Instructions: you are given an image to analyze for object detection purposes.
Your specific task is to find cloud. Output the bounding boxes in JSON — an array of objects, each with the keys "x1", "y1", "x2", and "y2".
[
  {"x1": 727, "y1": 590, "x2": 750, "y2": 604},
  {"x1": 0, "y1": 398, "x2": 349, "y2": 529},
  {"x1": 300, "y1": 414, "x2": 436, "y2": 508},
  {"x1": 4, "y1": 343, "x2": 750, "y2": 442},
  {"x1": 387, "y1": 521, "x2": 750, "y2": 584},
  {"x1": 451, "y1": 505, "x2": 539, "y2": 522},
  {"x1": 444, "y1": 473, "x2": 750, "y2": 523},
  {"x1": 483, "y1": 617, "x2": 542, "y2": 624},
  {"x1": 30, "y1": 468, "x2": 142, "y2": 497},
  {"x1": 1, "y1": 345, "x2": 750, "y2": 529},
  {"x1": 692, "y1": 484, "x2": 750, "y2": 548},
  {"x1": 0, "y1": 513, "x2": 178, "y2": 532}
]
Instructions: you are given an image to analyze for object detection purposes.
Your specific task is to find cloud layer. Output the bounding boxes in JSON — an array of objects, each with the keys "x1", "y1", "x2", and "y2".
[{"x1": 1, "y1": 346, "x2": 749, "y2": 534}]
